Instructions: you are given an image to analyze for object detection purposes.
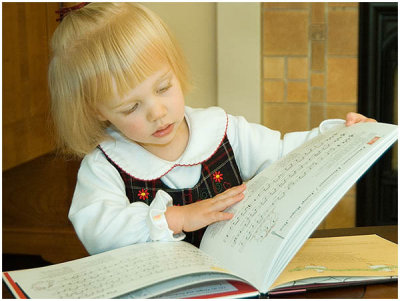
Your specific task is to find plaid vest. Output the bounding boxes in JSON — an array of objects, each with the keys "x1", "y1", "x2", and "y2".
[{"x1": 99, "y1": 135, "x2": 243, "y2": 247}]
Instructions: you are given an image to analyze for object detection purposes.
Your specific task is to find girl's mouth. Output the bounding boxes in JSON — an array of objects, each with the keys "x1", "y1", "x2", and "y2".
[{"x1": 153, "y1": 123, "x2": 174, "y2": 137}]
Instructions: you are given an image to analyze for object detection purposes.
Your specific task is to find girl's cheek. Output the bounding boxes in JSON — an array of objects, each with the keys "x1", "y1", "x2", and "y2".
[{"x1": 128, "y1": 118, "x2": 146, "y2": 134}]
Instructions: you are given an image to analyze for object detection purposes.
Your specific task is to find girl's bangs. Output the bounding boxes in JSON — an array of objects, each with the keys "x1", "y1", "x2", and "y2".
[{"x1": 86, "y1": 14, "x2": 173, "y2": 105}]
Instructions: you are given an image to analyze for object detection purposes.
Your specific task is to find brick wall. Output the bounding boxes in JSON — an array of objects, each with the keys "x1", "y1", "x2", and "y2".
[{"x1": 262, "y1": 3, "x2": 359, "y2": 228}]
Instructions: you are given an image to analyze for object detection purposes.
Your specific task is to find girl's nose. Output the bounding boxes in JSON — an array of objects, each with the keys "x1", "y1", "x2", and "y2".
[{"x1": 147, "y1": 99, "x2": 167, "y2": 122}]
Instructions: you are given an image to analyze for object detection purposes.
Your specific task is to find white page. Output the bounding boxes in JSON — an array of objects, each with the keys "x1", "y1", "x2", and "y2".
[
  {"x1": 200, "y1": 122, "x2": 397, "y2": 293},
  {"x1": 268, "y1": 124, "x2": 399, "y2": 285},
  {"x1": 4, "y1": 241, "x2": 234, "y2": 299}
]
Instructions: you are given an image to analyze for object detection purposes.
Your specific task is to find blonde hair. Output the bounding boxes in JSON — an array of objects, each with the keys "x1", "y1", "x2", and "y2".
[{"x1": 48, "y1": 3, "x2": 190, "y2": 157}]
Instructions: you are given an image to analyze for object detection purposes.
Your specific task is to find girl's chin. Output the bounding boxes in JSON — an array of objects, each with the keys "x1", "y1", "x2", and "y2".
[{"x1": 137, "y1": 134, "x2": 176, "y2": 148}]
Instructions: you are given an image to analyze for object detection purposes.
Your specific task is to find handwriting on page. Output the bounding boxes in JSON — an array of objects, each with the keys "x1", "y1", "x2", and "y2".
[
  {"x1": 206, "y1": 126, "x2": 375, "y2": 253},
  {"x1": 27, "y1": 243, "x2": 217, "y2": 299}
]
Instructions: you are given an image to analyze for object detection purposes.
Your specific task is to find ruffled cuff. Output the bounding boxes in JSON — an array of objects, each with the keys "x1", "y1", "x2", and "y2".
[
  {"x1": 319, "y1": 119, "x2": 345, "y2": 133},
  {"x1": 146, "y1": 190, "x2": 186, "y2": 242}
]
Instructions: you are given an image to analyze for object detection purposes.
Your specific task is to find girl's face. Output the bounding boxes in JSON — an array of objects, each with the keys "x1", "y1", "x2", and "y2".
[{"x1": 97, "y1": 66, "x2": 187, "y2": 155}]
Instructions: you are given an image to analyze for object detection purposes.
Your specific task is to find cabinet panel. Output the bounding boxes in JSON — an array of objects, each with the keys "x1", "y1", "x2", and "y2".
[
  {"x1": 2, "y1": 3, "x2": 89, "y2": 263},
  {"x1": 3, "y1": 3, "x2": 59, "y2": 170},
  {"x1": 3, "y1": 152, "x2": 88, "y2": 263}
]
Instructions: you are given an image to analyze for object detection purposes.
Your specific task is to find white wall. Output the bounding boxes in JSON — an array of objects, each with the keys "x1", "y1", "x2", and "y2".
[
  {"x1": 143, "y1": 2, "x2": 217, "y2": 109},
  {"x1": 142, "y1": 2, "x2": 261, "y2": 123},
  {"x1": 217, "y1": 3, "x2": 261, "y2": 123}
]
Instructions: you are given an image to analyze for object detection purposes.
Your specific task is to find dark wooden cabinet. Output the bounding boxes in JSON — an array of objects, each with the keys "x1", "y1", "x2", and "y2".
[
  {"x1": 3, "y1": 3, "x2": 88, "y2": 264},
  {"x1": 2, "y1": 153, "x2": 88, "y2": 263},
  {"x1": 357, "y1": 3, "x2": 398, "y2": 226}
]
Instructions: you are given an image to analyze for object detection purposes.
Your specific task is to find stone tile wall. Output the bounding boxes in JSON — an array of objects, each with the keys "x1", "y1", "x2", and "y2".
[{"x1": 262, "y1": 3, "x2": 359, "y2": 228}]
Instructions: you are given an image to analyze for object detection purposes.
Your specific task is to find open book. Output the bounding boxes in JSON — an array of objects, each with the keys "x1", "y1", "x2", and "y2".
[{"x1": 3, "y1": 122, "x2": 398, "y2": 298}]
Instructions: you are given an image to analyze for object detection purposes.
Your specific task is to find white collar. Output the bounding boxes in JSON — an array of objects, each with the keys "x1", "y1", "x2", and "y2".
[{"x1": 99, "y1": 106, "x2": 228, "y2": 180}]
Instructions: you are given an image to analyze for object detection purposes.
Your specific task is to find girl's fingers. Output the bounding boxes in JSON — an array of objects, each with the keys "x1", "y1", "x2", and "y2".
[
  {"x1": 212, "y1": 191, "x2": 245, "y2": 212},
  {"x1": 221, "y1": 192, "x2": 245, "y2": 208},
  {"x1": 182, "y1": 184, "x2": 246, "y2": 231},
  {"x1": 212, "y1": 211, "x2": 234, "y2": 223},
  {"x1": 345, "y1": 112, "x2": 361, "y2": 125},
  {"x1": 214, "y1": 183, "x2": 246, "y2": 200},
  {"x1": 345, "y1": 112, "x2": 377, "y2": 126}
]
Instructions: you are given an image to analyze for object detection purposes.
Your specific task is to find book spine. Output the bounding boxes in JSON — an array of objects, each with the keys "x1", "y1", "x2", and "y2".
[{"x1": 3, "y1": 272, "x2": 28, "y2": 299}]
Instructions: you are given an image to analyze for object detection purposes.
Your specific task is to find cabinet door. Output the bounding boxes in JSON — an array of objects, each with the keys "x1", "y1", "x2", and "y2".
[{"x1": 3, "y1": 2, "x2": 59, "y2": 170}]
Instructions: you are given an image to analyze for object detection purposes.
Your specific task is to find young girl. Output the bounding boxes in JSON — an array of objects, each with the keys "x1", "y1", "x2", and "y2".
[{"x1": 49, "y1": 3, "x2": 375, "y2": 255}]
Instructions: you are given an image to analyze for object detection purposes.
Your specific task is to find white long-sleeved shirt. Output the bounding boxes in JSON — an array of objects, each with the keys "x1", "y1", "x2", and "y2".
[{"x1": 69, "y1": 106, "x2": 344, "y2": 254}]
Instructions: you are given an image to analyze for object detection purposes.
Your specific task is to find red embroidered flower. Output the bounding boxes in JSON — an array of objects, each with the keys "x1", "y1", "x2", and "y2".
[
  {"x1": 213, "y1": 171, "x2": 223, "y2": 183},
  {"x1": 138, "y1": 189, "x2": 149, "y2": 200}
]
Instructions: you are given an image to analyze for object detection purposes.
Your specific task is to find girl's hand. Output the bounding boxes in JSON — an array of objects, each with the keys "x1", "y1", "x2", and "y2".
[
  {"x1": 345, "y1": 112, "x2": 376, "y2": 126},
  {"x1": 165, "y1": 183, "x2": 246, "y2": 234}
]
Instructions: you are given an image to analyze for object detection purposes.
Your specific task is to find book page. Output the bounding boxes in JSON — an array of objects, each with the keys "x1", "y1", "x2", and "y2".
[
  {"x1": 3, "y1": 241, "x2": 235, "y2": 299},
  {"x1": 200, "y1": 122, "x2": 398, "y2": 293},
  {"x1": 119, "y1": 273, "x2": 243, "y2": 298},
  {"x1": 270, "y1": 235, "x2": 398, "y2": 290},
  {"x1": 156, "y1": 281, "x2": 239, "y2": 299},
  {"x1": 152, "y1": 280, "x2": 258, "y2": 299}
]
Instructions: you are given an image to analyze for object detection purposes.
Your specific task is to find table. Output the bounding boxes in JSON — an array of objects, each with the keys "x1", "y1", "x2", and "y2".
[
  {"x1": 2, "y1": 226, "x2": 398, "y2": 299},
  {"x1": 268, "y1": 225, "x2": 398, "y2": 299}
]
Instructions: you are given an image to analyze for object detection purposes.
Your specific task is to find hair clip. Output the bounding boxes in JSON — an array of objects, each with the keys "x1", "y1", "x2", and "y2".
[{"x1": 56, "y1": 2, "x2": 90, "y2": 22}]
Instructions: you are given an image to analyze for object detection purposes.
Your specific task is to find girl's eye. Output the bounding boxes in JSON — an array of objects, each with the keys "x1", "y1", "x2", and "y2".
[
  {"x1": 157, "y1": 83, "x2": 172, "y2": 94},
  {"x1": 123, "y1": 103, "x2": 138, "y2": 115}
]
